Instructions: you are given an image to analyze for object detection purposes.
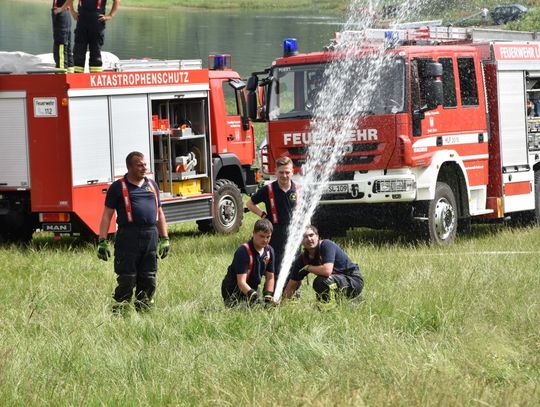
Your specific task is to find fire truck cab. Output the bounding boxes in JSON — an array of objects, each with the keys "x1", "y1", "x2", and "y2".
[
  {"x1": 0, "y1": 55, "x2": 258, "y2": 242},
  {"x1": 248, "y1": 27, "x2": 540, "y2": 244}
]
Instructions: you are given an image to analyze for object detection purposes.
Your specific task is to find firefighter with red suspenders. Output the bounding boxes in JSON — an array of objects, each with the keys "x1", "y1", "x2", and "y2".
[
  {"x1": 52, "y1": 0, "x2": 74, "y2": 72},
  {"x1": 57, "y1": 0, "x2": 120, "y2": 73},
  {"x1": 221, "y1": 219, "x2": 275, "y2": 307},
  {"x1": 283, "y1": 225, "x2": 364, "y2": 305},
  {"x1": 97, "y1": 152, "x2": 169, "y2": 313},
  {"x1": 246, "y1": 156, "x2": 298, "y2": 278}
]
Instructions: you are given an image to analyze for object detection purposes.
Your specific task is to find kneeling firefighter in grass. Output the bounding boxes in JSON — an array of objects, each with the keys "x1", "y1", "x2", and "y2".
[
  {"x1": 221, "y1": 219, "x2": 275, "y2": 307},
  {"x1": 283, "y1": 225, "x2": 364, "y2": 304}
]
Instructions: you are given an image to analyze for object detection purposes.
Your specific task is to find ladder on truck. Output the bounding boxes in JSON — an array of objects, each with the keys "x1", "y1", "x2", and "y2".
[
  {"x1": 114, "y1": 59, "x2": 202, "y2": 71},
  {"x1": 336, "y1": 26, "x2": 540, "y2": 46}
]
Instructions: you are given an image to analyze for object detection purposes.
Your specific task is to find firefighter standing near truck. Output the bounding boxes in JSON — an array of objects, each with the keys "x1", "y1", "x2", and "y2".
[
  {"x1": 56, "y1": 0, "x2": 120, "y2": 73},
  {"x1": 246, "y1": 156, "x2": 298, "y2": 277},
  {"x1": 283, "y1": 225, "x2": 364, "y2": 305},
  {"x1": 52, "y1": 0, "x2": 74, "y2": 72},
  {"x1": 97, "y1": 151, "x2": 170, "y2": 313},
  {"x1": 221, "y1": 219, "x2": 275, "y2": 307}
]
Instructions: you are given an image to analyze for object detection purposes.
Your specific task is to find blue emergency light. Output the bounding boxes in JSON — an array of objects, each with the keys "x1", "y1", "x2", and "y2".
[
  {"x1": 283, "y1": 38, "x2": 298, "y2": 57},
  {"x1": 209, "y1": 54, "x2": 232, "y2": 70}
]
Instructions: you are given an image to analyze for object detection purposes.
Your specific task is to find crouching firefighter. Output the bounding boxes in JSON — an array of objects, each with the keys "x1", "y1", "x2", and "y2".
[
  {"x1": 97, "y1": 151, "x2": 170, "y2": 313},
  {"x1": 221, "y1": 219, "x2": 275, "y2": 307},
  {"x1": 283, "y1": 225, "x2": 364, "y2": 305}
]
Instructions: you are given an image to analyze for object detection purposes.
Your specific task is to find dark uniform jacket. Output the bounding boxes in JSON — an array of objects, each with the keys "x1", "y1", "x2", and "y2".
[
  {"x1": 289, "y1": 240, "x2": 360, "y2": 281},
  {"x1": 222, "y1": 240, "x2": 275, "y2": 292},
  {"x1": 105, "y1": 176, "x2": 161, "y2": 227}
]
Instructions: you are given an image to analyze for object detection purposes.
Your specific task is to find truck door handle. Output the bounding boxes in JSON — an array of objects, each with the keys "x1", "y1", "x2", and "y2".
[{"x1": 102, "y1": 188, "x2": 108, "y2": 193}]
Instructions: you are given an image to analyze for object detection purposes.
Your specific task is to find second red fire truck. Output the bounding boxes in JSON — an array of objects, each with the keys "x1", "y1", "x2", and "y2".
[
  {"x1": 248, "y1": 26, "x2": 540, "y2": 244},
  {"x1": 0, "y1": 55, "x2": 258, "y2": 242}
]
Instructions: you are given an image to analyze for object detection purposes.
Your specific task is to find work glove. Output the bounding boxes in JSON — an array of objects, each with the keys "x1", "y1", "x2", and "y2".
[
  {"x1": 158, "y1": 237, "x2": 170, "y2": 259},
  {"x1": 246, "y1": 289, "x2": 260, "y2": 306},
  {"x1": 97, "y1": 238, "x2": 112, "y2": 261},
  {"x1": 298, "y1": 264, "x2": 310, "y2": 279},
  {"x1": 263, "y1": 290, "x2": 275, "y2": 307}
]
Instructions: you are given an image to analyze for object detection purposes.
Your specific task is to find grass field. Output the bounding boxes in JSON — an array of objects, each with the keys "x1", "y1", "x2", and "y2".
[{"x1": 1, "y1": 215, "x2": 539, "y2": 405}]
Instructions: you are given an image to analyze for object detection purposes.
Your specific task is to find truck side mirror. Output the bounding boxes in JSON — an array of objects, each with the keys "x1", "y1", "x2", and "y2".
[
  {"x1": 247, "y1": 75, "x2": 259, "y2": 121},
  {"x1": 424, "y1": 62, "x2": 443, "y2": 110},
  {"x1": 246, "y1": 75, "x2": 258, "y2": 92},
  {"x1": 425, "y1": 79, "x2": 443, "y2": 110},
  {"x1": 247, "y1": 91, "x2": 258, "y2": 121}
]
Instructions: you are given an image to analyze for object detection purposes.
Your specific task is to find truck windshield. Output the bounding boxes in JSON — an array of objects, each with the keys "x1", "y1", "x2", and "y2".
[{"x1": 268, "y1": 57, "x2": 406, "y2": 120}]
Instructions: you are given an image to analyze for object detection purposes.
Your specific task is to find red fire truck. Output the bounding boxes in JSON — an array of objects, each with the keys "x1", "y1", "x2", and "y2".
[
  {"x1": 247, "y1": 26, "x2": 540, "y2": 244},
  {"x1": 0, "y1": 55, "x2": 258, "y2": 243}
]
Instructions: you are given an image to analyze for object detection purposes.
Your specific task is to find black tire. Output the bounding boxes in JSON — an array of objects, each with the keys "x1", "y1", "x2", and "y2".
[
  {"x1": 425, "y1": 182, "x2": 458, "y2": 245},
  {"x1": 458, "y1": 216, "x2": 471, "y2": 234},
  {"x1": 198, "y1": 179, "x2": 243, "y2": 234},
  {"x1": 0, "y1": 213, "x2": 34, "y2": 244},
  {"x1": 312, "y1": 206, "x2": 348, "y2": 238}
]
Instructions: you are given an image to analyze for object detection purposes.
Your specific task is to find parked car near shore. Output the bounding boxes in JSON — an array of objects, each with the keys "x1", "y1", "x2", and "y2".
[{"x1": 491, "y1": 4, "x2": 528, "y2": 25}]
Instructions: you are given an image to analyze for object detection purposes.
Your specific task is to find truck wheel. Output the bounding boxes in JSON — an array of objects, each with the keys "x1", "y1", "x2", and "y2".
[
  {"x1": 198, "y1": 179, "x2": 243, "y2": 234},
  {"x1": 312, "y1": 206, "x2": 348, "y2": 237},
  {"x1": 0, "y1": 213, "x2": 34, "y2": 244},
  {"x1": 425, "y1": 182, "x2": 458, "y2": 245}
]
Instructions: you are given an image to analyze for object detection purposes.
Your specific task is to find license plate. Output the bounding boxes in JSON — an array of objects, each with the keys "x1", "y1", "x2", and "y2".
[
  {"x1": 325, "y1": 184, "x2": 349, "y2": 194},
  {"x1": 42, "y1": 223, "x2": 72, "y2": 233}
]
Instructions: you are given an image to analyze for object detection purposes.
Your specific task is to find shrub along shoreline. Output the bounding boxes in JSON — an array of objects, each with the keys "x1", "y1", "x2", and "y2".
[{"x1": 125, "y1": 0, "x2": 348, "y2": 11}]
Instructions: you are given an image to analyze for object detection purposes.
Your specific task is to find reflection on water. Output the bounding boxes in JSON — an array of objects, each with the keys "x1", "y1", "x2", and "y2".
[{"x1": 0, "y1": 1, "x2": 342, "y2": 76}]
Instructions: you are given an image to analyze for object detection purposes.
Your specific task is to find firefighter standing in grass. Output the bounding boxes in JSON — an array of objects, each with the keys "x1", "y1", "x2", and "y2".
[
  {"x1": 283, "y1": 225, "x2": 363, "y2": 305},
  {"x1": 57, "y1": 0, "x2": 120, "y2": 73},
  {"x1": 221, "y1": 219, "x2": 275, "y2": 307},
  {"x1": 246, "y1": 156, "x2": 298, "y2": 278},
  {"x1": 52, "y1": 0, "x2": 74, "y2": 72},
  {"x1": 97, "y1": 151, "x2": 170, "y2": 313}
]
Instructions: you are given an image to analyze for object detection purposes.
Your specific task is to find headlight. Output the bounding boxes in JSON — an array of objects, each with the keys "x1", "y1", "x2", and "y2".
[{"x1": 373, "y1": 179, "x2": 415, "y2": 193}]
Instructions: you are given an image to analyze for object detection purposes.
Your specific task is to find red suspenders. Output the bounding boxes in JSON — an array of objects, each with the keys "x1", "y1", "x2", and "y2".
[
  {"x1": 267, "y1": 181, "x2": 299, "y2": 225},
  {"x1": 78, "y1": 0, "x2": 102, "y2": 9},
  {"x1": 302, "y1": 240, "x2": 323, "y2": 265},
  {"x1": 267, "y1": 183, "x2": 279, "y2": 224},
  {"x1": 242, "y1": 243, "x2": 254, "y2": 276},
  {"x1": 119, "y1": 178, "x2": 159, "y2": 223},
  {"x1": 242, "y1": 243, "x2": 271, "y2": 277}
]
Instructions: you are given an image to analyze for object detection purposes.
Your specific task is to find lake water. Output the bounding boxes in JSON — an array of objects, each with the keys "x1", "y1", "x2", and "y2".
[{"x1": 0, "y1": 1, "x2": 342, "y2": 76}]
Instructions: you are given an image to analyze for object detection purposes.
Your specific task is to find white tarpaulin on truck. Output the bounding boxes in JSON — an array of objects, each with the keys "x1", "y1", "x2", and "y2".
[{"x1": 0, "y1": 51, "x2": 119, "y2": 73}]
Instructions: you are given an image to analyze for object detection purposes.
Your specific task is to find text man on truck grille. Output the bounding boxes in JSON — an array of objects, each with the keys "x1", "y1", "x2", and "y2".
[{"x1": 97, "y1": 151, "x2": 170, "y2": 313}]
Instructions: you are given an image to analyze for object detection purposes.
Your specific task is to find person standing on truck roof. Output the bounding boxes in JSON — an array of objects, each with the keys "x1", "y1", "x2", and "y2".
[
  {"x1": 97, "y1": 151, "x2": 170, "y2": 313},
  {"x1": 480, "y1": 7, "x2": 489, "y2": 25},
  {"x1": 221, "y1": 219, "x2": 275, "y2": 307},
  {"x1": 56, "y1": 0, "x2": 120, "y2": 73},
  {"x1": 246, "y1": 156, "x2": 298, "y2": 278},
  {"x1": 52, "y1": 0, "x2": 74, "y2": 72},
  {"x1": 283, "y1": 225, "x2": 364, "y2": 307}
]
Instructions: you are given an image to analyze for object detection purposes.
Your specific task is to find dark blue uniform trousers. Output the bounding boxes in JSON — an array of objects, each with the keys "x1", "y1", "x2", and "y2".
[
  {"x1": 113, "y1": 225, "x2": 158, "y2": 304},
  {"x1": 73, "y1": 9, "x2": 105, "y2": 71},
  {"x1": 51, "y1": 8, "x2": 73, "y2": 69}
]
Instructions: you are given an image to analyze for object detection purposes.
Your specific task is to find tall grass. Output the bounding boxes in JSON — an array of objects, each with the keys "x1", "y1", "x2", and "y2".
[{"x1": 0, "y1": 218, "x2": 539, "y2": 405}]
